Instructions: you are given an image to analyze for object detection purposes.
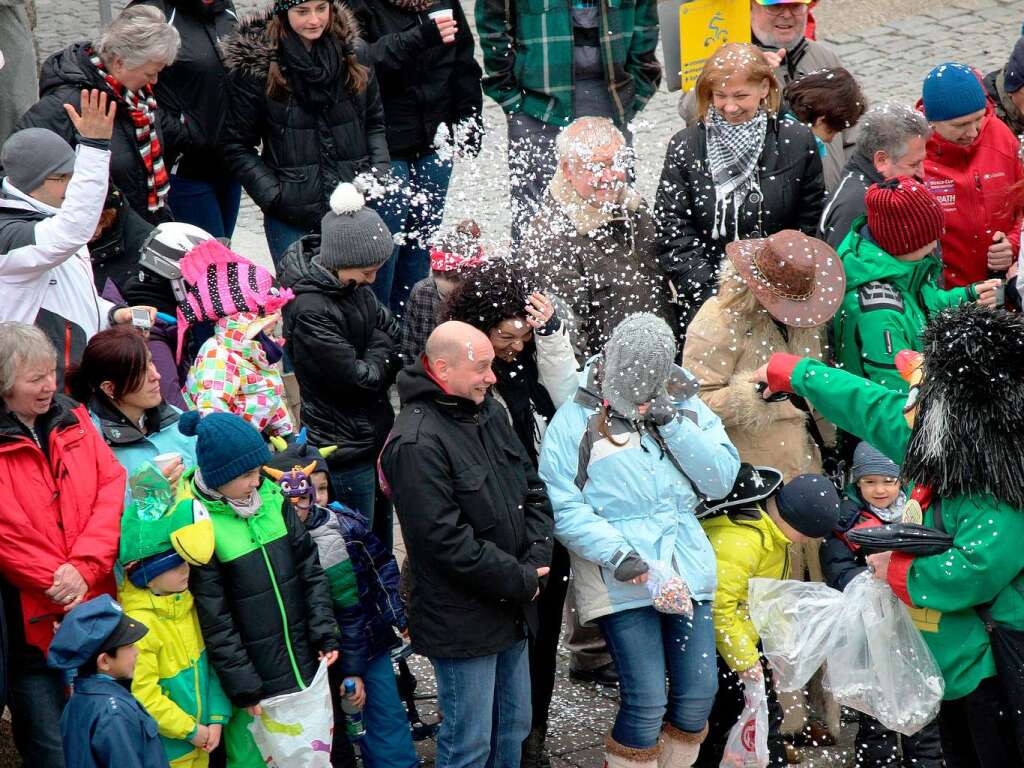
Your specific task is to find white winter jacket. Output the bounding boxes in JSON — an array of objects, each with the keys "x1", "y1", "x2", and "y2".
[{"x1": 0, "y1": 142, "x2": 114, "y2": 382}]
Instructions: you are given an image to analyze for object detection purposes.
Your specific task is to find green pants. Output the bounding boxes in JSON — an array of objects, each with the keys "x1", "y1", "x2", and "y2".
[{"x1": 224, "y1": 708, "x2": 265, "y2": 768}]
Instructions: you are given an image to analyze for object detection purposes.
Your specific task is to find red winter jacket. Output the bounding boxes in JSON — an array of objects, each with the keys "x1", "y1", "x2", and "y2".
[
  {"x1": 921, "y1": 108, "x2": 1024, "y2": 288},
  {"x1": 0, "y1": 395, "x2": 125, "y2": 654}
]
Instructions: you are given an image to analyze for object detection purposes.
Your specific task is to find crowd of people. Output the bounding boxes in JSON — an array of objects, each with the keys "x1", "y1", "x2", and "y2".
[{"x1": 1, "y1": 0, "x2": 1024, "y2": 767}]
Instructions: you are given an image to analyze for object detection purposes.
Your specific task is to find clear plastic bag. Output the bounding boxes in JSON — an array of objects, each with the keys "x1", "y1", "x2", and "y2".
[
  {"x1": 748, "y1": 572, "x2": 944, "y2": 736},
  {"x1": 646, "y1": 560, "x2": 693, "y2": 618},
  {"x1": 249, "y1": 661, "x2": 333, "y2": 767},
  {"x1": 720, "y1": 675, "x2": 769, "y2": 768}
]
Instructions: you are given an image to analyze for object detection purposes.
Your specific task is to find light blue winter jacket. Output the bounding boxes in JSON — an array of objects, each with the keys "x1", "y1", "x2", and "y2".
[
  {"x1": 88, "y1": 398, "x2": 198, "y2": 499},
  {"x1": 539, "y1": 364, "x2": 739, "y2": 625}
]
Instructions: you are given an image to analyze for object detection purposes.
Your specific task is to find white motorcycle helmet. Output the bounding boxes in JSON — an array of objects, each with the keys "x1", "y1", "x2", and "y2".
[{"x1": 138, "y1": 222, "x2": 217, "y2": 303}]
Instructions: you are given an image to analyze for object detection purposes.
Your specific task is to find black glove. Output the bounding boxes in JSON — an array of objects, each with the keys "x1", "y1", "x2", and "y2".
[
  {"x1": 613, "y1": 551, "x2": 650, "y2": 582},
  {"x1": 646, "y1": 394, "x2": 677, "y2": 426}
]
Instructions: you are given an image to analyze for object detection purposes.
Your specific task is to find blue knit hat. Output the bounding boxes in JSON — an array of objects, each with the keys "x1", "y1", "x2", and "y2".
[
  {"x1": 851, "y1": 441, "x2": 901, "y2": 483},
  {"x1": 922, "y1": 63, "x2": 987, "y2": 122},
  {"x1": 178, "y1": 410, "x2": 271, "y2": 489}
]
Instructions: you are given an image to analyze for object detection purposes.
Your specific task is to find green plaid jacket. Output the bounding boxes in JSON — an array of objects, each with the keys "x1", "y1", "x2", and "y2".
[{"x1": 475, "y1": 0, "x2": 662, "y2": 127}]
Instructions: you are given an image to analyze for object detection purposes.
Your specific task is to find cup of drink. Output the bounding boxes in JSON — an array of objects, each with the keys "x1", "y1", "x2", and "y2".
[
  {"x1": 152, "y1": 452, "x2": 182, "y2": 474},
  {"x1": 428, "y1": 8, "x2": 454, "y2": 21}
]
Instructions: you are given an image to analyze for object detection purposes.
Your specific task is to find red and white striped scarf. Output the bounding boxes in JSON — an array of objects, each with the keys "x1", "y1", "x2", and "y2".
[{"x1": 89, "y1": 49, "x2": 170, "y2": 213}]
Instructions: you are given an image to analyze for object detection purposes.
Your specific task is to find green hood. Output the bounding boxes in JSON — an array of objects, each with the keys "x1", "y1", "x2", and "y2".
[{"x1": 838, "y1": 217, "x2": 943, "y2": 297}]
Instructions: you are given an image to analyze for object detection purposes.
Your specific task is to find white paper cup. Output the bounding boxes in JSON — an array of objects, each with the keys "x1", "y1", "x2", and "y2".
[
  {"x1": 429, "y1": 8, "x2": 454, "y2": 21},
  {"x1": 153, "y1": 452, "x2": 182, "y2": 473}
]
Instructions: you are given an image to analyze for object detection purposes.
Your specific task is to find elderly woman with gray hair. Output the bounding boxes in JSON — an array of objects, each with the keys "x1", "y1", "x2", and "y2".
[
  {"x1": 0, "y1": 322, "x2": 125, "y2": 767},
  {"x1": 18, "y1": 4, "x2": 181, "y2": 223}
]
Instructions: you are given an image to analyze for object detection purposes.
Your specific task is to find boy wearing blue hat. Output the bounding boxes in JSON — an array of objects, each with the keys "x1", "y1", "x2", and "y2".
[{"x1": 48, "y1": 594, "x2": 168, "y2": 768}]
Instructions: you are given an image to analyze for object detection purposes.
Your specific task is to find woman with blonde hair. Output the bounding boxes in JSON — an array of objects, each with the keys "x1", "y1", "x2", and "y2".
[
  {"x1": 655, "y1": 42, "x2": 825, "y2": 334},
  {"x1": 220, "y1": 0, "x2": 389, "y2": 264}
]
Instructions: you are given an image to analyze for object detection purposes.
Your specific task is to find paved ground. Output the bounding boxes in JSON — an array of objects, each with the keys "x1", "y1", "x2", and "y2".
[{"x1": 9, "y1": 1, "x2": 1023, "y2": 767}]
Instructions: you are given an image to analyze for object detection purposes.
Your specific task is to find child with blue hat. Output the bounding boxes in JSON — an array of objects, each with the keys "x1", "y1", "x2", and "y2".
[{"x1": 48, "y1": 594, "x2": 168, "y2": 768}]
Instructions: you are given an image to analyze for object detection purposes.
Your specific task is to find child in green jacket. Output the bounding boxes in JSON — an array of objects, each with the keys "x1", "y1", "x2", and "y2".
[{"x1": 832, "y1": 176, "x2": 999, "y2": 391}]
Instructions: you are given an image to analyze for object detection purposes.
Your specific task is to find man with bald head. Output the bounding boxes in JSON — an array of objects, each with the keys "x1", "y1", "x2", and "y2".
[{"x1": 382, "y1": 321, "x2": 554, "y2": 768}]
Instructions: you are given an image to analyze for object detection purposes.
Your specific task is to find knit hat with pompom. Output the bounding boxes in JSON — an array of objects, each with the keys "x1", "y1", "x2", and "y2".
[
  {"x1": 178, "y1": 410, "x2": 271, "y2": 489},
  {"x1": 319, "y1": 182, "x2": 394, "y2": 270}
]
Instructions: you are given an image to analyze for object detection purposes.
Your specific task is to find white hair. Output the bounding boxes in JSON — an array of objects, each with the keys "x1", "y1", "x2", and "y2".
[
  {"x1": 98, "y1": 5, "x2": 180, "y2": 69},
  {"x1": 0, "y1": 323, "x2": 56, "y2": 397},
  {"x1": 555, "y1": 116, "x2": 625, "y2": 165}
]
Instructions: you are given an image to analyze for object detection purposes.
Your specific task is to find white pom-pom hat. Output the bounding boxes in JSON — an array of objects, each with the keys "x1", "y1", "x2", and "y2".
[{"x1": 319, "y1": 182, "x2": 394, "y2": 270}]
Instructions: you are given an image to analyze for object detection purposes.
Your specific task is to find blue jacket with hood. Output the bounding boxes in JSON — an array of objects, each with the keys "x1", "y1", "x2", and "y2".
[{"x1": 539, "y1": 363, "x2": 739, "y2": 625}]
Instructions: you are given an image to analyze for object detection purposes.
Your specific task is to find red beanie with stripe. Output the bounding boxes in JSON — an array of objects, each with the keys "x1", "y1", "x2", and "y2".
[{"x1": 865, "y1": 177, "x2": 945, "y2": 257}]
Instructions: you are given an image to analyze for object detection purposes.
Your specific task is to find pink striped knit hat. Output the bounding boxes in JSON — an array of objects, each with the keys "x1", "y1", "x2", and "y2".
[{"x1": 175, "y1": 239, "x2": 293, "y2": 357}]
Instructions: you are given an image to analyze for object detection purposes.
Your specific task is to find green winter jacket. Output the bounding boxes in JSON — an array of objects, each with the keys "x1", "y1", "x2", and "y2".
[
  {"x1": 782, "y1": 357, "x2": 1024, "y2": 700},
  {"x1": 475, "y1": 0, "x2": 661, "y2": 127},
  {"x1": 832, "y1": 218, "x2": 976, "y2": 391}
]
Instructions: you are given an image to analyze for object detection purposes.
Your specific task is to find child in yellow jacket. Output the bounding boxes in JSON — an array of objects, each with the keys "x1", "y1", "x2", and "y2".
[
  {"x1": 695, "y1": 467, "x2": 840, "y2": 768},
  {"x1": 118, "y1": 491, "x2": 230, "y2": 767}
]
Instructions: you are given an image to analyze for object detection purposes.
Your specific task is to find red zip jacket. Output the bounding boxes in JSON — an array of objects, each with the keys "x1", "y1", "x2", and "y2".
[
  {"x1": 922, "y1": 108, "x2": 1024, "y2": 288},
  {"x1": 0, "y1": 395, "x2": 125, "y2": 654}
]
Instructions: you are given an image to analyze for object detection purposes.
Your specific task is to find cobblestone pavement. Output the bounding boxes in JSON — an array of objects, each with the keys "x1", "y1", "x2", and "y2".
[{"x1": 16, "y1": 2, "x2": 1024, "y2": 767}]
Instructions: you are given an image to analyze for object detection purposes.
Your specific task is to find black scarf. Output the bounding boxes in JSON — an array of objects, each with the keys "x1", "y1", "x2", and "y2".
[
  {"x1": 277, "y1": 27, "x2": 346, "y2": 111},
  {"x1": 493, "y1": 350, "x2": 556, "y2": 467}
]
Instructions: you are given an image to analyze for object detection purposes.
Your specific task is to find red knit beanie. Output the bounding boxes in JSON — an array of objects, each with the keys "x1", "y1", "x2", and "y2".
[{"x1": 865, "y1": 176, "x2": 945, "y2": 257}]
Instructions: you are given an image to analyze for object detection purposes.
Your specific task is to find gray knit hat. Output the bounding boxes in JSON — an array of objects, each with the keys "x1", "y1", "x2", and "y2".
[
  {"x1": 319, "y1": 182, "x2": 394, "y2": 270},
  {"x1": 851, "y1": 441, "x2": 900, "y2": 483},
  {"x1": 601, "y1": 313, "x2": 677, "y2": 419},
  {"x1": 1, "y1": 128, "x2": 76, "y2": 195}
]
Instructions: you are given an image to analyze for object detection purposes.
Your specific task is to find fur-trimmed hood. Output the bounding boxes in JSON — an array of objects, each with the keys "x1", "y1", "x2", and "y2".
[{"x1": 220, "y1": 2, "x2": 361, "y2": 79}]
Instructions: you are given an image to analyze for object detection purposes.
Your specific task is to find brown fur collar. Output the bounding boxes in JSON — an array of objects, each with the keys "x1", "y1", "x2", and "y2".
[{"x1": 220, "y1": 2, "x2": 361, "y2": 78}]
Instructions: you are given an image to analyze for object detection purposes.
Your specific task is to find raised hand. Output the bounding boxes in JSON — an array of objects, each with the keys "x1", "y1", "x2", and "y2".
[{"x1": 63, "y1": 89, "x2": 117, "y2": 141}]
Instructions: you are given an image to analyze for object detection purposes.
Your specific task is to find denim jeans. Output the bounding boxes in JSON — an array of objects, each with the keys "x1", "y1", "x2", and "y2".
[
  {"x1": 8, "y1": 662, "x2": 66, "y2": 767},
  {"x1": 330, "y1": 463, "x2": 378, "y2": 529},
  {"x1": 597, "y1": 602, "x2": 718, "y2": 749},
  {"x1": 264, "y1": 214, "x2": 314, "y2": 271},
  {"x1": 373, "y1": 153, "x2": 453, "y2": 317},
  {"x1": 430, "y1": 639, "x2": 531, "y2": 768},
  {"x1": 168, "y1": 174, "x2": 242, "y2": 239}
]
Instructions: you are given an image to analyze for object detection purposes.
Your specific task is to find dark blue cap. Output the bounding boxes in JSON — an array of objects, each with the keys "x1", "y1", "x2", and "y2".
[
  {"x1": 775, "y1": 474, "x2": 841, "y2": 538},
  {"x1": 1006, "y1": 37, "x2": 1024, "y2": 94},
  {"x1": 47, "y1": 595, "x2": 149, "y2": 671}
]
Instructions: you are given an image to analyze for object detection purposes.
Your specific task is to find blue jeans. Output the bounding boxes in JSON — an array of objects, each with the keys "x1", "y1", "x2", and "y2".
[
  {"x1": 597, "y1": 602, "x2": 718, "y2": 749},
  {"x1": 264, "y1": 214, "x2": 314, "y2": 270},
  {"x1": 8, "y1": 663, "x2": 66, "y2": 767},
  {"x1": 330, "y1": 463, "x2": 377, "y2": 528},
  {"x1": 373, "y1": 153, "x2": 453, "y2": 316},
  {"x1": 430, "y1": 639, "x2": 531, "y2": 768},
  {"x1": 168, "y1": 174, "x2": 242, "y2": 239},
  {"x1": 360, "y1": 651, "x2": 419, "y2": 768}
]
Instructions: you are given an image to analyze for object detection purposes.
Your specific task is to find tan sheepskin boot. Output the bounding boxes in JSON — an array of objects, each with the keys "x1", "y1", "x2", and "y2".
[
  {"x1": 657, "y1": 723, "x2": 708, "y2": 768},
  {"x1": 604, "y1": 735, "x2": 660, "y2": 768}
]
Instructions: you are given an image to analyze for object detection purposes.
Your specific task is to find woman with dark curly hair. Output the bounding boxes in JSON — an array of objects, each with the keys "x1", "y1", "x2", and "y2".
[{"x1": 443, "y1": 258, "x2": 578, "y2": 763}]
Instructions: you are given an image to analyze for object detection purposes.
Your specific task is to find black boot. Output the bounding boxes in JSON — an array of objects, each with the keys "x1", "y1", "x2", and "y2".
[{"x1": 522, "y1": 726, "x2": 552, "y2": 768}]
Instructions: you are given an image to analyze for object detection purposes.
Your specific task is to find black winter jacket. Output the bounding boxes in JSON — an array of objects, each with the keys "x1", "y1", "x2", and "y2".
[
  {"x1": 17, "y1": 42, "x2": 179, "y2": 224},
  {"x1": 131, "y1": 0, "x2": 239, "y2": 181},
  {"x1": 817, "y1": 150, "x2": 883, "y2": 250},
  {"x1": 279, "y1": 235, "x2": 401, "y2": 468},
  {"x1": 189, "y1": 477, "x2": 340, "y2": 707},
  {"x1": 381, "y1": 358, "x2": 554, "y2": 659},
  {"x1": 88, "y1": 194, "x2": 156, "y2": 296},
  {"x1": 654, "y1": 115, "x2": 825, "y2": 330},
  {"x1": 220, "y1": 9, "x2": 390, "y2": 230},
  {"x1": 820, "y1": 498, "x2": 881, "y2": 592},
  {"x1": 348, "y1": 0, "x2": 482, "y2": 160}
]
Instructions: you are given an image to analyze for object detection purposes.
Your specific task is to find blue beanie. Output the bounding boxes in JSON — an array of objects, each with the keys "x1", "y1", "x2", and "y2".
[
  {"x1": 178, "y1": 410, "x2": 271, "y2": 489},
  {"x1": 922, "y1": 63, "x2": 987, "y2": 122},
  {"x1": 851, "y1": 441, "x2": 900, "y2": 483}
]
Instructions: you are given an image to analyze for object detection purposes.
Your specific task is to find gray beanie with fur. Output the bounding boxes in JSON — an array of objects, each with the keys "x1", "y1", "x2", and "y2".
[
  {"x1": 319, "y1": 182, "x2": 394, "y2": 270},
  {"x1": 601, "y1": 313, "x2": 677, "y2": 419}
]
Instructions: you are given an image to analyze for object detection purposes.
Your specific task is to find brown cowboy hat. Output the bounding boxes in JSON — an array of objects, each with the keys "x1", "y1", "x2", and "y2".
[{"x1": 724, "y1": 230, "x2": 845, "y2": 328}]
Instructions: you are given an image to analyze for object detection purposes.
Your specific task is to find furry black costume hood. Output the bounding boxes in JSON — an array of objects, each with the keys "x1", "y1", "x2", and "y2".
[{"x1": 902, "y1": 304, "x2": 1024, "y2": 508}]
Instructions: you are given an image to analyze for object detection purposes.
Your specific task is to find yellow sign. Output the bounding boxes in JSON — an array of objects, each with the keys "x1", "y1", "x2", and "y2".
[{"x1": 678, "y1": 0, "x2": 751, "y2": 93}]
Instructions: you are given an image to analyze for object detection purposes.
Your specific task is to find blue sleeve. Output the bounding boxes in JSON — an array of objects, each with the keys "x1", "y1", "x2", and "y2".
[
  {"x1": 819, "y1": 532, "x2": 867, "y2": 592},
  {"x1": 660, "y1": 394, "x2": 740, "y2": 500},
  {"x1": 336, "y1": 600, "x2": 370, "y2": 679}
]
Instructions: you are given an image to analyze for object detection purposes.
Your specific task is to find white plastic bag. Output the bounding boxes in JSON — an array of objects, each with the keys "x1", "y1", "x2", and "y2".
[
  {"x1": 645, "y1": 560, "x2": 693, "y2": 618},
  {"x1": 748, "y1": 572, "x2": 944, "y2": 736},
  {"x1": 720, "y1": 675, "x2": 769, "y2": 768},
  {"x1": 823, "y1": 574, "x2": 945, "y2": 736},
  {"x1": 249, "y1": 661, "x2": 333, "y2": 767}
]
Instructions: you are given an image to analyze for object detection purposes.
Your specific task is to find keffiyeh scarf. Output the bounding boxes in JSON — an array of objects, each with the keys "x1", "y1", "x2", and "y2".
[
  {"x1": 704, "y1": 106, "x2": 767, "y2": 240},
  {"x1": 89, "y1": 48, "x2": 170, "y2": 213}
]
